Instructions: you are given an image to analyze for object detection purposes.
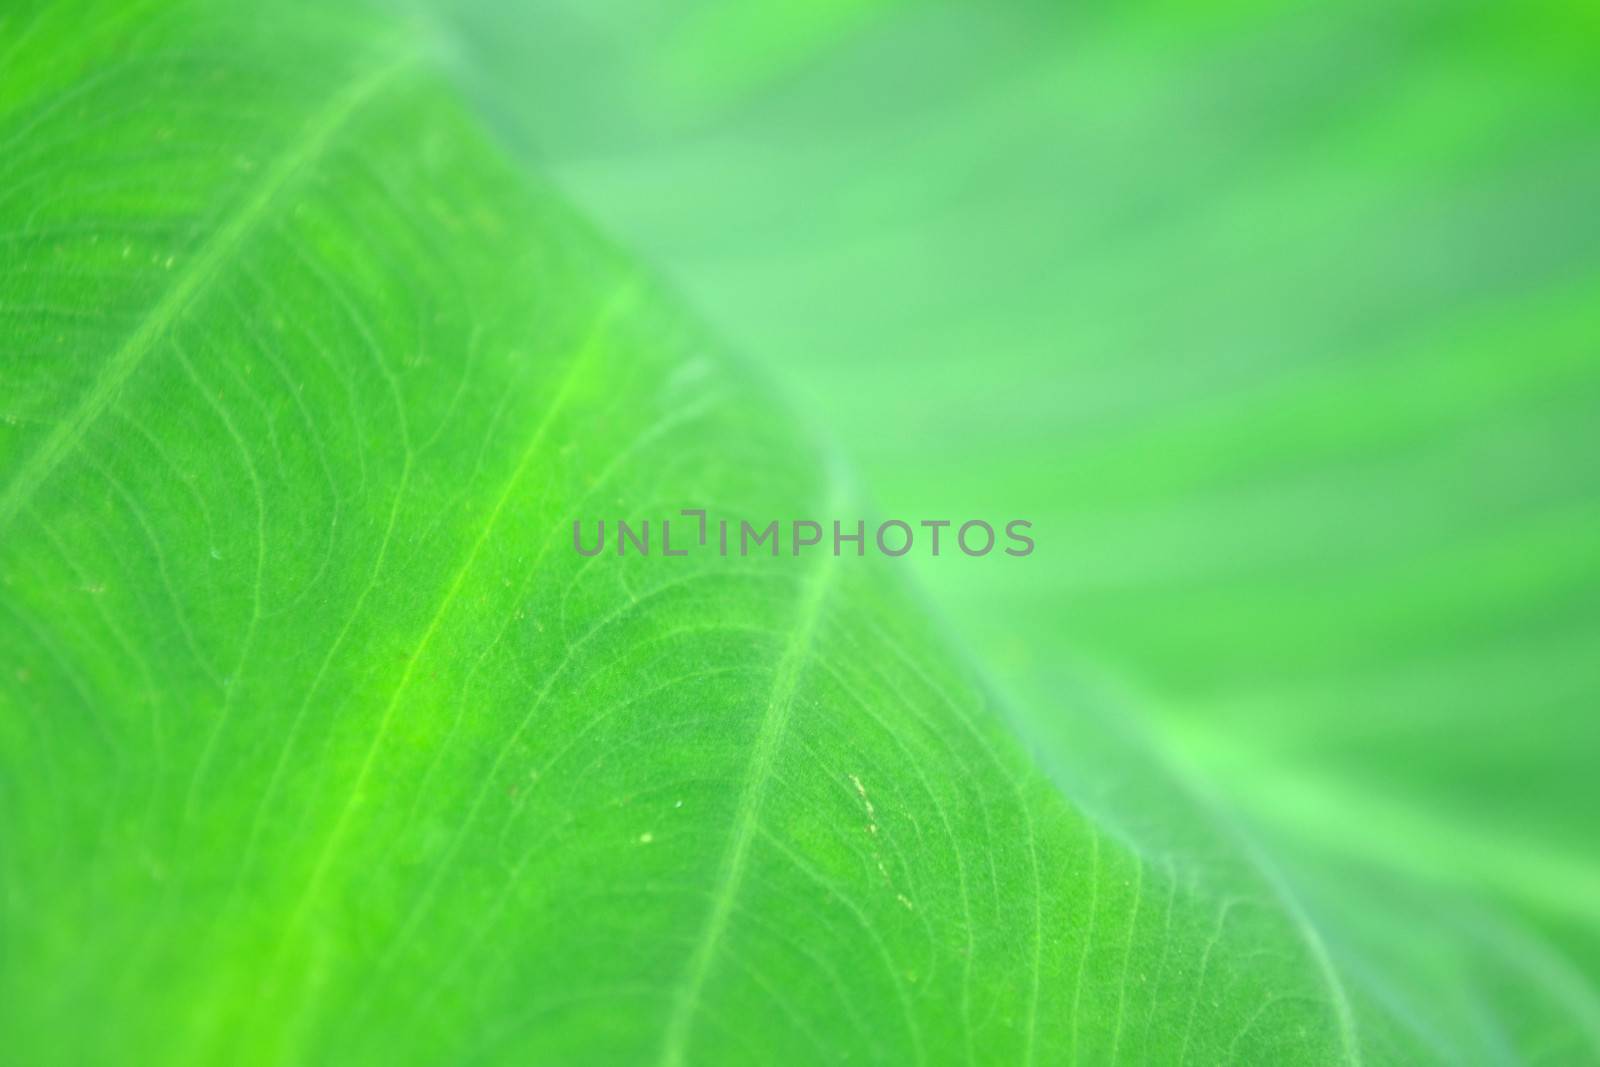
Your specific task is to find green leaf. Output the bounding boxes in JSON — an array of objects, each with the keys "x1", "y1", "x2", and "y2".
[
  {"x1": 448, "y1": 0, "x2": 1600, "y2": 1061},
  {"x1": 2, "y1": 2, "x2": 1596, "y2": 1066}
]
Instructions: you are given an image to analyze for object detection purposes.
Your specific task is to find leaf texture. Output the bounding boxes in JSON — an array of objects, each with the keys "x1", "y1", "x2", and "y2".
[{"x1": 2, "y1": 2, "x2": 1594, "y2": 1065}]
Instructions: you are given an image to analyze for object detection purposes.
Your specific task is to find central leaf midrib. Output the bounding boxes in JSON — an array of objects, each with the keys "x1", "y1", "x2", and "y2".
[{"x1": 659, "y1": 523, "x2": 842, "y2": 1066}]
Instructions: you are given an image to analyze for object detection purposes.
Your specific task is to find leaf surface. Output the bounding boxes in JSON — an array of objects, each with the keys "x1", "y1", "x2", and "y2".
[
  {"x1": 448, "y1": 1, "x2": 1600, "y2": 1062},
  {"x1": 2, "y1": 2, "x2": 1594, "y2": 1066}
]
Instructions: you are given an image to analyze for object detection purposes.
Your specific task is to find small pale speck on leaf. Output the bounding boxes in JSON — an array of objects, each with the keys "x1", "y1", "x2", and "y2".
[{"x1": 638, "y1": 832, "x2": 653, "y2": 845}]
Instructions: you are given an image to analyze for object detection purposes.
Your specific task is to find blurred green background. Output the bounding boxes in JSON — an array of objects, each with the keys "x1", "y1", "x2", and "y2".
[
  {"x1": 447, "y1": 0, "x2": 1600, "y2": 1038},
  {"x1": 445, "y1": 4, "x2": 1600, "y2": 841}
]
